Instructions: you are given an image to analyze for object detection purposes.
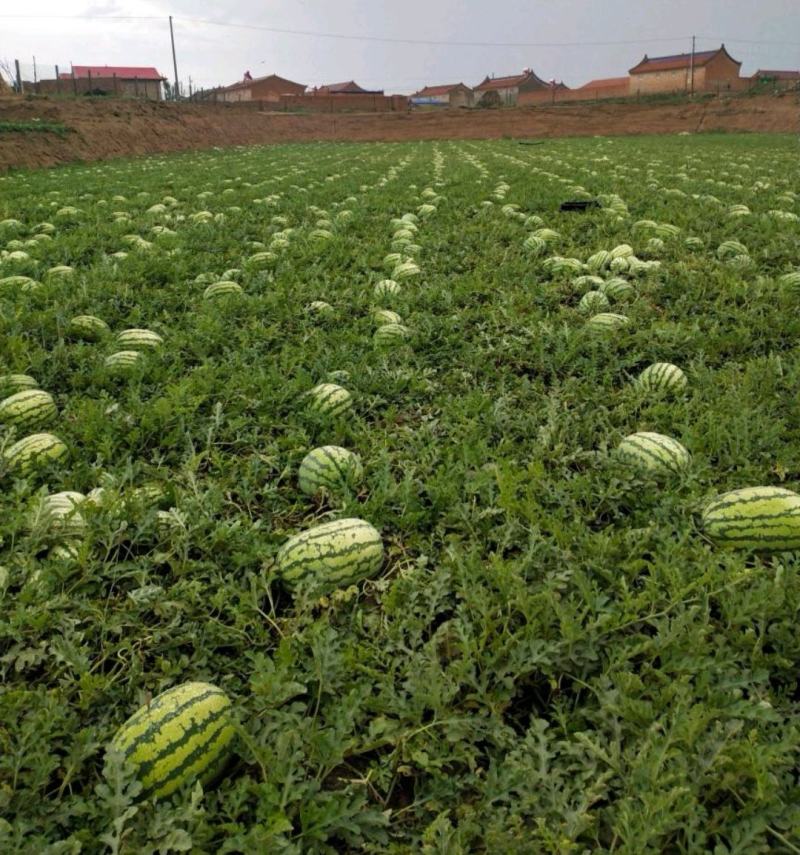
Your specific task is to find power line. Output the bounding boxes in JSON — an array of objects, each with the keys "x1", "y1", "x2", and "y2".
[{"x1": 3, "y1": 14, "x2": 799, "y2": 48}]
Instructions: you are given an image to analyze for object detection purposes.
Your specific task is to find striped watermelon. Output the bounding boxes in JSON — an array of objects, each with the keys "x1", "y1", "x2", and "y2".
[
  {"x1": 392, "y1": 261, "x2": 420, "y2": 281},
  {"x1": 109, "y1": 682, "x2": 235, "y2": 800},
  {"x1": 373, "y1": 309, "x2": 403, "y2": 326},
  {"x1": 105, "y1": 351, "x2": 143, "y2": 374},
  {"x1": 587, "y1": 313, "x2": 630, "y2": 332},
  {"x1": 701, "y1": 486, "x2": 800, "y2": 551},
  {"x1": 116, "y1": 329, "x2": 163, "y2": 349},
  {"x1": 33, "y1": 491, "x2": 87, "y2": 538},
  {"x1": 49, "y1": 540, "x2": 82, "y2": 561},
  {"x1": 68, "y1": 315, "x2": 110, "y2": 341},
  {"x1": 306, "y1": 384, "x2": 352, "y2": 418},
  {"x1": 586, "y1": 250, "x2": 612, "y2": 272},
  {"x1": 374, "y1": 323, "x2": 411, "y2": 349},
  {"x1": 306, "y1": 300, "x2": 334, "y2": 317},
  {"x1": 277, "y1": 518, "x2": 383, "y2": 591},
  {"x1": 615, "y1": 432, "x2": 690, "y2": 476},
  {"x1": 635, "y1": 363, "x2": 688, "y2": 393},
  {"x1": 578, "y1": 291, "x2": 610, "y2": 314},
  {"x1": 0, "y1": 390, "x2": 57, "y2": 428},
  {"x1": 4, "y1": 432, "x2": 68, "y2": 474},
  {"x1": 298, "y1": 446, "x2": 363, "y2": 496},
  {"x1": 779, "y1": 271, "x2": 800, "y2": 290},
  {"x1": 0, "y1": 374, "x2": 37, "y2": 397},
  {"x1": 203, "y1": 281, "x2": 243, "y2": 300},
  {"x1": 374, "y1": 279, "x2": 401, "y2": 300},
  {"x1": 327, "y1": 370, "x2": 351, "y2": 384},
  {"x1": 600, "y1": 278, "x2": 635, "y2": 300}
]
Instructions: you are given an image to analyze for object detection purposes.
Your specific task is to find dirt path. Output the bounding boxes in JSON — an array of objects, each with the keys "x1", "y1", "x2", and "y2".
[{"x1": 1, "y1": 92, "x2": 798, "y2": 171}]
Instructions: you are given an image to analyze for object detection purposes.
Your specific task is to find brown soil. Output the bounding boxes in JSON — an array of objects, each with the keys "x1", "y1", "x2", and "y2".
[{"x1": 1, "y1": 92, "x2": 798, "y2": 172}]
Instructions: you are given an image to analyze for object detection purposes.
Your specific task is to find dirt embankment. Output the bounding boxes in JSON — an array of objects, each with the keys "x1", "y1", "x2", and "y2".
[{"x1": 1, "y1": 93, "x2": 798, "y2": 171}]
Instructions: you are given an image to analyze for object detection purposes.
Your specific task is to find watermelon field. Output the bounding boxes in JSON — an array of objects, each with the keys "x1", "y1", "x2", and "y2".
[{"x1": 3, "y1": 132, "x2": 800, "y2": 852}]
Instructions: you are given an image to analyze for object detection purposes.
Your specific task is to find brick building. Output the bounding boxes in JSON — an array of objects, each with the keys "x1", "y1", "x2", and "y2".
[
  {"x1": 314, "y1": 81, "x2": 383, "y2": 95},
  {"x1": 410, "y1": 83, "x2": 474, "y2": 108},
  {"x1": 629, "y1": 45, "x2": 742, "y2": 95},
  {"x1": 475, "y1": 69, "x2": 556, "y2": 106},
  {"x1": 751, "y1": 69, "x2": 800, "y2": 90},
  {"x1": 56, "y1": 65, "x2": 166, "y2": 100},
  {"x1": 216, "y1": 73, "x2": 306, "y2": 103}
]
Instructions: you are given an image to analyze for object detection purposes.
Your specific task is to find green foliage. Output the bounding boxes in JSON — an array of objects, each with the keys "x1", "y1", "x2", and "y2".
[
  {"x1": 1, "y1": 134, "x2": 800, "y2": 851},
  {"x1": 0, "y1": 120, "x2": 71, "y2": 136}
]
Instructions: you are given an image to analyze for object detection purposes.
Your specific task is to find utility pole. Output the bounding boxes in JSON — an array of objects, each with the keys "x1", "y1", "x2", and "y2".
[
  {"x1": 14, "y1": 59, "x2": 23, "y2": 94},
  {"x1": 32, "y1": 56, "x2": 37, "y2": 84},
  {"x1": 169, "y1": 15, "x2": 179, "y2": 100},
  {"x1": 689, "y1": 35, "x2": 696, "y2": 96}
]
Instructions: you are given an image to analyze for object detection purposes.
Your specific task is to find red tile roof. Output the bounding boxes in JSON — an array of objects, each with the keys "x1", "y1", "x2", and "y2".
[
  {"x1": 59, "y1": 65, "x2": 164, "y2": 80},
  {"x1": 630, "y1": 45, "x2": 740, "y2": 75},
  {"x1": 223, "y1": 73, "x2": 306, "y2": 93},
  {"x1": 475, "y1": 70, "x2": 547, "y2": 90},
  {"x1": 753, "y1": 69, "x2": 800, "y2": 80},
  {"x1": 579, "y1": 76, "x2": 629, "y2": 90},
  {"x1": 316, "y1": 80, "x2": 382, "y2": 94},
  {"x1": 413, "y1": 83, "x2": 470, "y2": 97}
]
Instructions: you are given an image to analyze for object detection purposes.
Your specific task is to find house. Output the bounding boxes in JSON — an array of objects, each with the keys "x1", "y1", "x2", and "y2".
[
  {"x1": 410, "y1": 83, "x2": 474, "y2": 108},
  {"x1": 217, "y1": 73, "x2": 306, "y2": 103},
  {"x1": 474, "y1": 69, "x2": 555, "y2": 106},
  {"x1": 576, "y1": 76, "x2": 630, "y2": 99},
  {"x1": 315, "y1": 81, "x2": 383, "y2": 95},
  {"x1": 58, "y1": 65, "x2": 166, "y2": 100},
  {"x1": 751, "y1": 69, "x2": 800, "y2": 89},
  {"x1": 629, "y1": 44, "x2": 742, "y2": 95}
]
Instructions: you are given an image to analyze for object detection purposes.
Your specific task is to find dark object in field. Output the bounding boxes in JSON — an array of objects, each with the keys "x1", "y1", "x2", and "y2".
[
  {"x1": 560, "y1": 199, "x2": 601, "y2": 212},
  {"x1": 517, "y1": 140, "x2": 545, "y2": 146}
]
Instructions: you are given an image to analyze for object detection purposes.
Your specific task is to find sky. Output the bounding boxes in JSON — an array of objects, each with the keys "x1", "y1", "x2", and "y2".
[{"x1": 3, "y1": 0, "x2": 800, "y2": 94}]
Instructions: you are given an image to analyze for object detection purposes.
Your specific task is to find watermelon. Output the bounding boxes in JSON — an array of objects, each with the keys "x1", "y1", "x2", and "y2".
[
  {"x1": 105, "y1": 351, "x2": 143, "y2": 374},
  {"x1": 49, "y1": 540, "x2": 82, "y2": 561},
  {"x1": 68, "y1": 315, "x2": 110, "y2": 341},
  {"x1": 109, "y1": 682, "x2": 235, "y2": 800},
  {"x1": 779, "y1": 271, "x2": 800, "y2": 290},
  {"x1": 587, "y1": 313, "x2": 630, "y2": 332},
  {"x1": 615, "y1": 432, "x2": 690, "y2": 476},
  {"x1": 635, "y1": 363, "x2": 688, "y2": 393},
  {"x1": 701, "y1": 486, "x2": 800, "y2": 551},
  {"x1": 327, "y1": 370, "x2": 351, "y2": 384},
  {"x1": 203, "y1": 281, "x2": 243, "y2": 300},
  {"x1": 586, "y1": 250, "x2": 612, "y2": 272},
  {"x1": 374, "y1": 280, "x2": 401, "y2": 300},
  {"x1": 306, "y1": 300, "x2": 334, "y2": 317},
  {"x1": 32, "y1": 491, "x2": 87, "y2": 538},
  {"x1": 116, "y1": 329, "x2": 163, "y2": 349},
  {"x1": 4, "y1": 432, "x2": 68, "y2": 474},
  {"x1": 306, "y1": 384, "x2": 352, "y2": 418},
  {"x1": 599, "y1": 278, "x2": 634, "y2": 300},
  {"x1": 277, "y1": 518, "x2": 383, "y2": 591},
  {"x1": 0, "y1": 390, "x2": 57, "y2": 428},
  {"x1": 373, "y1": 309, "x2": 403, "y2": 326},
  {"x1": 374, "y1": 323, "x2": 411, "y2": 348},
  {"x1": 298, "y1": 446, "x2": 363, "y2": 496},
  {"x1": 578, "y1": 291, "x2": 610, "y2": 314},
  {"x1": 0, "y1": 374, "x2": 37, "y2": 397}
]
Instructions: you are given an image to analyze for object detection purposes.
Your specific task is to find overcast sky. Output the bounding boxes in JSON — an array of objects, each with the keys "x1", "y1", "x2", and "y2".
[{"x1": 3, "y1": 0, "x2": 800, "y2": 93}]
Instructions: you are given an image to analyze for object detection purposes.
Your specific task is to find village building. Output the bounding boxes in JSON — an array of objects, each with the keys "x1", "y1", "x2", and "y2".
[
  {"x1": 57, "y1": 65, "x2": 166, "y2": 100},
  {"x1": 314, "y1": 81, "x2": 383, "y2": 95},
  {"x1": 629, "y1": 44, "x2": 742, "y2": 95},
  {"x1": 216, "y1": 73, "x2": 306, "y2": 103},
  {"x1": 474, "y1": 69, "x2": 555, "y2": 106},
  {"x1": 576, "y1": 76, "x2": 631, "y2": 99},
  {"x1": 410, "y1": 83, "x2": 474, "y2": 108},
  {"x1": 751, "y1": 69, "x2": 800, "y2": 89}
]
